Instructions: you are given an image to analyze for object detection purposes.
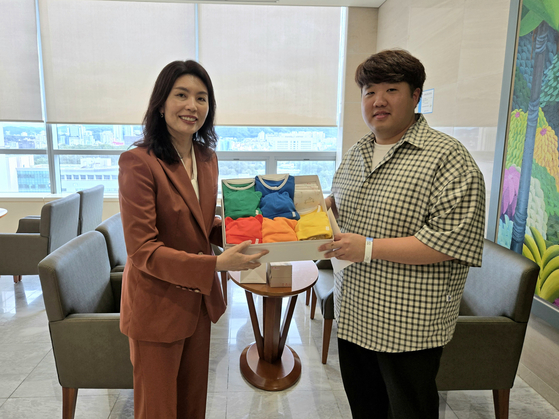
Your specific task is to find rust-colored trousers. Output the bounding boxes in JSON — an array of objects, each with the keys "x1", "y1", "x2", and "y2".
[{"x1": 129, "y1": 304, "x2": 211, "y2": 419}]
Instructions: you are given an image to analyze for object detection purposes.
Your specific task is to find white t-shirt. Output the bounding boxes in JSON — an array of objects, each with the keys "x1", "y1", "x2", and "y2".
[{"x1": 372, "y1": 142, "x2": 394, "y2": 170}]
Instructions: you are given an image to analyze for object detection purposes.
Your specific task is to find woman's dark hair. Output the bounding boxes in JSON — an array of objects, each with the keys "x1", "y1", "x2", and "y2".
[
  {"x1": 355, "y1": 49, "x2": 426, "y2": 100},
  {"x1": 135, "y1": 60, "x2": 218, "y2": 164}
]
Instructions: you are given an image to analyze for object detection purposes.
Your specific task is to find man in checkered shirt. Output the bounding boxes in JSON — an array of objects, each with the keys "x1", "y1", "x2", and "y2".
[{"x1": 318, "y1": 49, "x2": 485, "y2": 418}]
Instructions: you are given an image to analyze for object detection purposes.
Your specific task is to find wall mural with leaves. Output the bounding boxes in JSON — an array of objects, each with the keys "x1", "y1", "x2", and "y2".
[{"x1": 498, "y1": 0, "x2": 559, "y2": 306}]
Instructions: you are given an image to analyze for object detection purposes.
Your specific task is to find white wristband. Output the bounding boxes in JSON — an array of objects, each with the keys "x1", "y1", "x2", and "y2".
[{"x1": 363, "y1": 237, "x2": 373, "y2": 263}]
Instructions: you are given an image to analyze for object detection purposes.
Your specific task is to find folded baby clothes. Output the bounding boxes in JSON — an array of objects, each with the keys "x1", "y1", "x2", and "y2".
[
  {"x1": 295, "y1": 206, "x2": 332, "y2": 241},
  {"x1": 255, "y1": 174, "x2": 295, "y2": 200},
  {"x1": 225, "y1": 215, "x2": 263, "y2": 244},
  {"x1": 260, "y1": 191, "x2": 300, "y2": 220},
  {"x1": 222, "y1": 180, "x2": 262, "y2": 220},
  {"x1": 262, "y1": 217, "x2": 298, "y2": 243},
  {"x1": 294, "y1": 182, "x2": 324, "y2": 212}
]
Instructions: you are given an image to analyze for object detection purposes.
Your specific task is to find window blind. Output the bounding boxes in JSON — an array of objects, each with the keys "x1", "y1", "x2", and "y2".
[
  {"x1": 199, "y1": 4, "x2": 341, "y2": 126},
  {"x1": 0, "y1": 0, "x2": 43, "y2": 122},
  {"x1": 39, "y1": 0, "x2": 197, "y2": 124}
]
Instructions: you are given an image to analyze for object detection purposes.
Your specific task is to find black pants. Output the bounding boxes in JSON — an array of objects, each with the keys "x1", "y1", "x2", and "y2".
[{"x1": 338, "y1": 338, "x2": 444, "y2": 419}]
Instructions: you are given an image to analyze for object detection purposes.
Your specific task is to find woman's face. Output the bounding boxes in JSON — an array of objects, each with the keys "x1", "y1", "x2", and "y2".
[{"x1": 161, "y1": 74, "x2": 209, "y2": 143}]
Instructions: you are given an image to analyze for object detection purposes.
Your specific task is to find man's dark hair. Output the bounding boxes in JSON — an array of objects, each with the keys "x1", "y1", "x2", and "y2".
[
  {"x1": 355, "y1": 49, "x2": 426, "y2": 100},
  {"x1": 135, "y1": 60, "x2": 218, "y2": 164}
]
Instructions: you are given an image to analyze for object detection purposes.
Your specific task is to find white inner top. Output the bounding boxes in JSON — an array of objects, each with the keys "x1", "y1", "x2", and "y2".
[{"x1": 372, "y1": 142, "x2": 394, "y2": 170}]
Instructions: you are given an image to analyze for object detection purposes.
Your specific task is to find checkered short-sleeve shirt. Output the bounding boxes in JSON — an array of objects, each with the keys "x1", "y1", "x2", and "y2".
[{"x1": 332, "y1": 115, "x2": 485, "y2": 353}]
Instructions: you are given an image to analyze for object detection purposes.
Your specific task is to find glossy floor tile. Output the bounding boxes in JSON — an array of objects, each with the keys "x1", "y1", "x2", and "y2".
[{"x1": 0, "y1": 274, "x2": 558, "y2": 418}]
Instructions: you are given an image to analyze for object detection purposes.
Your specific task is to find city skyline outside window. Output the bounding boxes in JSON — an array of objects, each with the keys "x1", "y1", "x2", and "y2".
[{"x1": 0, "y1": 122, "x2": 337, "y2": 194}]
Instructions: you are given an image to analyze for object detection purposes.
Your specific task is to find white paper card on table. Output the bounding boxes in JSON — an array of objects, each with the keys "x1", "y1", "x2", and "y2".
[
  {"x1": 327, "y1": 208, "x2": 354, "y2": 274},
  {"x1": 240, "y1": 263, "x2": 267, "y2": 283}
]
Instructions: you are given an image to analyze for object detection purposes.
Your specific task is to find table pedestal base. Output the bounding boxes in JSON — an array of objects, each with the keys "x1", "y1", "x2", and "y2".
[{"x1": 240, "y1": 343, "x2": 301, "y2": 391}]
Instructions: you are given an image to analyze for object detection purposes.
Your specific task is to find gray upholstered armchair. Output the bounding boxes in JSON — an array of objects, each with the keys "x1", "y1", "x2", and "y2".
[
  {"x1": 77, "y1": 184, "x2": 104, "y2": 234},
  {"x1": 95, "y1": 213, "x2": 127, "y2": 273},
  {"x1": 38, "y1": 231, "x2": 132, "y2": 419},
  {"x1": 310, "y1": 259, "x2": 335, "y2": 364},
  {"x1": 0, "y1": 193, "x2": 80, "y2": 283},
  {"x1": 16, "y1": 184, "x2": 104, "y2": 235},
  {"x1": 437, "y1": 239, "x2": 539, "y2": 419}
]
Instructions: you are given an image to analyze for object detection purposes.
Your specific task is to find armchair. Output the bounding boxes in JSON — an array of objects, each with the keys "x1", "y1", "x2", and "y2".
[
  {"x1": 38, "y1": 231, "x2": 132, "y2": 419},
  {"x1": 436, "y1": 239, "x2": 540, "y2": 419},
  {"x1": 95, "y1": 213, "x2": 127, "y2": 273},
  {"x1": 0, "y1": 193, "x2": 80, "y2": 283},
  {"x1": 77, "y1": 184, "x2": 104, "y2": 234},
  {"x1": 310, "y1": 239, "x2": 540, "y2": 419},
  {"x1": 310, "y1": 259, "x2": 335, "y2": 364},
  {"x1": 16, "y1": 185, "x2": 104, "y2": 235}
]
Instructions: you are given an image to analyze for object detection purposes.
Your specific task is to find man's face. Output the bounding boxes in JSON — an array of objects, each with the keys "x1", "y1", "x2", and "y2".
[{"x1": 361, "y1": 82, "x2": 420, "y2": 144}]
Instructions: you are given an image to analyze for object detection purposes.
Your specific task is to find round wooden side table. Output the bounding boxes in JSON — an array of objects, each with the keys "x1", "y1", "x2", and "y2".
[{"x1": 229, "y1": 260, "x2": 318, "y2": 391}]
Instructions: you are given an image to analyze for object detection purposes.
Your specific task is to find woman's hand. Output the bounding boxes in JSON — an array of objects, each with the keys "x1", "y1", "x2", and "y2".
[{"x1": 215, "y1": 241, "x2": 269, "y2": 271}]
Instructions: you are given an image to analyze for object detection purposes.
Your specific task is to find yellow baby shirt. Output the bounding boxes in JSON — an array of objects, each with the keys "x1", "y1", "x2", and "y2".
[{"x1": 295, "y1": 206, "x2": 332, "y2": 241}]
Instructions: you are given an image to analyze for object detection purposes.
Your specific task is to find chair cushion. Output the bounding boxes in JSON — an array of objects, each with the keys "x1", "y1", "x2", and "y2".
[
  {"x1": 314, "y1": 260, "x2": 335, "y2": 320},
  {"x1": 49, "y1": 314, "x2": 133, "y2": 389},
  {"x1": 315, "y1": 268, "x2": 334, "y2": 300}
]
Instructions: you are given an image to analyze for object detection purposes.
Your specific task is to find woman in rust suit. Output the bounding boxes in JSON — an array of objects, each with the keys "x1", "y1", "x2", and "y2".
[{"x1": 118, "y1": 60, "x2": 267, "y2": 419}]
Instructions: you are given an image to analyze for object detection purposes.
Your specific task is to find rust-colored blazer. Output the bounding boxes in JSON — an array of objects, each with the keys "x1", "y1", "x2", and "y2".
[{"x1": 118, "y1": 144, "x2": 226, "y2": 343}]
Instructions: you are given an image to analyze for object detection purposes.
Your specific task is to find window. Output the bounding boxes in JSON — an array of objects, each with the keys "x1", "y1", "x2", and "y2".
[
  {"x1": 215, "y1": 126, "x2": 336, "y2": 192},
  {"x1": 53, "y1": 124, "x2": 141, "y2": 150},
  {"x1": 0, "y1": 2, "x2": 342, "y2": 195},
  {"x1": 0, "y1": 154, "x2": 49, "y2": 194},
  {"x1": 278, "y1": 160, "x2": 336, "y2": 193},
  {"x1": 215, "y1": 127, "x2": 336, "y2": 152},
  {"x1": 1, "y1": 123, "x2": 338, "y2": 194},
  {"x1": 58, "y1": 155, "x2": 120, "y2": 193}
]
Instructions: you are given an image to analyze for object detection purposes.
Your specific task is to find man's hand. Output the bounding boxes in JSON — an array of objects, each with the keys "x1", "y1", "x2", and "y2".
[{"x1": 318, "y1": 233, "x2": 366, "y2": 262}]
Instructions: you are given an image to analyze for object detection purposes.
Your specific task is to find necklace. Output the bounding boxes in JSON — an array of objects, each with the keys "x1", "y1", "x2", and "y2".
[{"x1": 172, "y1": 143, "x2": 191, "y2": 177}]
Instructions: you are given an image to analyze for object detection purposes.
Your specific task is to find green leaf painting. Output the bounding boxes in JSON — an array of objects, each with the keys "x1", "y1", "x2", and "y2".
[
  {"x1": 524, "y1": 0, "x2": 559, "y2": 30},
  {"x1": 520, "y1": 10, "x2": 543, "y2": 37}
]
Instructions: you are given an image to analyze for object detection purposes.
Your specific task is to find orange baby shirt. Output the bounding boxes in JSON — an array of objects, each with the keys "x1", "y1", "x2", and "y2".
[{"x1": 262, "y1": 217, "x2": 298, "y2": 243}]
